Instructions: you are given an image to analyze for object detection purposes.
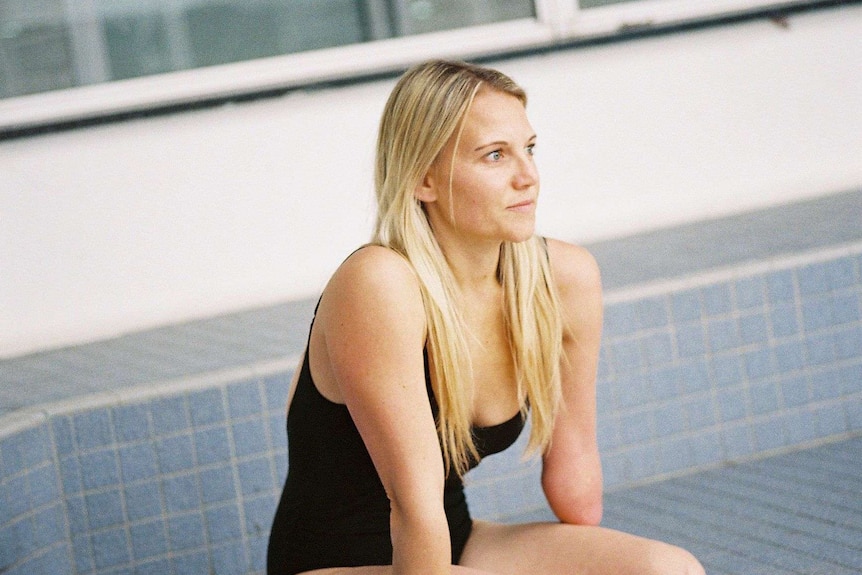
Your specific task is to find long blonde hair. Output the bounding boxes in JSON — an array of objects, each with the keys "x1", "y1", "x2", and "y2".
[{"x1": 373, "y1": 60, "x2": 564, "y2": 476}]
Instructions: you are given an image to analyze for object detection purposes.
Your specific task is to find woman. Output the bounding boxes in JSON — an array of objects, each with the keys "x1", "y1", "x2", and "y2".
[{"x1": 268, "y1": 60, "x2": 705, "y2": 575}]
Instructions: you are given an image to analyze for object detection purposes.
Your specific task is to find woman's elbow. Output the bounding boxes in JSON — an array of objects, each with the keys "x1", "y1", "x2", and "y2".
[{"x1": 554, "y1": 492, "x2": 603, "y2": 526}]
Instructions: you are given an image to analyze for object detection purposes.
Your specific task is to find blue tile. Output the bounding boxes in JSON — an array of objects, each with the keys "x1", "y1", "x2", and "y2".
[
  {"x1": 91, "y1": 527, "x2": 131, "y2": 569},
  {"x1": 173, "y1": 550, "x2": 210, "y2": 574},
  {"x1": 707, "y1": 318, "x2": 740, "y2": 352},
  {"x1": 595, "y1": 377, "x2": 613, "y2": 414},
  {"x1": 264, "y1": 373, "x2": 290, "y2": 410},
  {"x1": 774, "y1": 341, "x2": 806, "y2": 373},
  {"x1": 636, "y1": 297, "x2": 668, "y2": 329},
  {"x1": 806, "y1": 333, "x2": 836, "y2": 366},
  {"x1": 649, "y1": 367, "x2": 680, "y2": 401},
  {"x1": 604, "y1": 302, "x2": 638, "y2": 337},
  {"x1": 59, "y1": 455, "x2": 83, "y2": 494},
  {"x1": 32, "y1": 503, "x2": 65, "y2": 547},
  {"x1": 597, "y1": 417, "x2": 620, "y2": 450},
  {"x1": 797, "y1": 263, "x2": 831, "y2": 295},
  {"x1": 702, "y1": 284, "x2": 732, "y2": 316},
  {"x1": 156, "y1": 434, "x2": 195, "y2": 473},
  {"x1": 188, "y1": 388, "x2": 226, "y2": 426},
  {"x1": 238, "y1": 458, "x2": 274, "y2": 496},
  {"x1": 163, "y1": 473, "x2": 200, "y2": 513},
  {"x1": 810, "y1": 368, "x2": 843, "y2": 401},
  {"x1": 227, "y1": 382, "x2": 263, "y2": 418},
  {"x1": 211, "y1": 541, "x2": 249, "y2": 575},
  {"x1": 623, "y1": 444, "x2": 657, "y2": 482},
  {"x1": 51, "y1": 416, "x2": 76, "y2": 456},
  {"x1": 675, "y1": 323, "x2": 707, "y2": 359},
  {"x1": 2, "y1": 426, "x2": 49, "y2": 472},
  {"x1": 205, "y1": 504, "x2": 243, "y2": 543},
  {"x1": 86, "y1": 489, "x2": 125, "y2": 530},
  {"x1": 685, "y1": 396, "x2": 716, "y2": 429},
  {"x1": 671, "y1": 290, "x2": 701, "y2": 322},
  {"x1": 802, "y1": 297, "x2": 833, "y2": 331},
  {"x1": 150, "y1": 396, "x2": 189, "y2": 435},
  {"x1": 65, "y1": 494, "x2": 87, "y2": 533},
  {"x1": 722, "y1": 424, "x2": 754, "y2": 459},
  {"x1": 248, "y1": 534, "x2": 269, "y2": 572},
  {"x1": 752, "y1": 416, "x2": 786, "y2": 451},
  {"x1": 124, "y1": 482, "x2": 163, "y2": 521},
  {"x1": 656, "y1": 437, "x2": 692, "y2": 474},
  {"x1": 835, "y1": 326, "x2": 862, "y2": 360},
  {"x1": 232, "y1": 419, "x2": 267, "y2": 458},
  {"x1": 24, "y1": 544, "x2": 73, "y2": 575},
  {"x1": 711, "y1": 355, "x2": 744, "y2": 388},
  {"x1": 199, "y1": 466, "x2": 237, "y2": 505},
  {"x1": 814, "y1": 405, "x2": 847, "y2": 436},
  {"x1": 609, "y1": 339, "x2": 641, "y2": 374},
  {"x1": 74, "y1": 410, "x2": 114, "y2": 450},
  {"x1": 119, "y1": 443, "x2": 158, "y2": 482},
  {"x1": 767, "y1": 270, "x2": 796, "y2": 303},
  {"x1": 653, "y1": 401, "x2": 687, "y2": 437},
  {"x1": 130, "y1": 519, "x2": 168, "y2": 560},
  {"x1": 784, "y1": 409, "x2": 821, "y2": 444},
  {"x1": 613, "y1": 373, "x2": 650, "y2": 410},
  {"x1": 739, "y1": 314, "x2": 769, "y2": 345},
  {"x1": 274, "y1": 453, "x2": 288, "y2": 485},
  {"x1": 689, "y1": 429, "x2": 723, "y2": 466},
  {"x1": 168, "y1": 512, "x2": 206, "y2": 551},
  {"x1": 743, "y1": 348, "x2": 775, "y2": 381},
  {"x1": 678, "y1": 360, "x2": 711, "y2": 393},
  {"x1": 72, "y1": 533, "x2": 94, "y2": 573},
  {"x1": 269, "y1": 414, "x2": 287, "y2": 452},
  {"x1": 195, "y1": 427, "x2": 232, "y2": 466},
  {"x1": 780, "y1": 374, "x2": 810, "y2": 408},
  {"x1": 136, "y1": 558, "x2": 171, "y2": 575},
  {"x1": 618, "y1": 411, "x2": 653, "y2": 445},
  {"x1": 770, "y1": 304, "x2": 799, "y2": 338},
  {"x1": 748, "y1": 382, "x2": 781, "y2": 415},
  {"x1": 831, "y1": 293, "x2": 861, "y2": 324},
  {"x1": 839, "y1": 362, "x2": 862, "y2": 395},
  {"x1": 641, "y1": 332, "x2": 674, "y2": 367},
  {"x1": 244, "y1": 495, "x2": 277, "y2": 537},
  {"x1": 3, "y1": 474, "x2": 29, "y2": 519},
  {"x1": 846, "y1": 396, "x2": 862, "y2": 430},
  {"x1": 734, "y1": 276, "x2": 765, "y2": 309},
  {"x1": 112, "y1": 404, "x2": 151, "y2": 442},
  {"x1": 27, "y1": 465, "x2": 59, "y2": 508},
  {"x1": 79, "y1": 449, "x2": 119, "y2": 490},
  {"x1": 716, "y1": 387, "x2": 748, "y2": 422}
]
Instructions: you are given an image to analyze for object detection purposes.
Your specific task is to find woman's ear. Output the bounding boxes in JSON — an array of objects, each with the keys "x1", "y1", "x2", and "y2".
[{"x1": 414, "y1": 170, "x2": 438, "y2": 203}]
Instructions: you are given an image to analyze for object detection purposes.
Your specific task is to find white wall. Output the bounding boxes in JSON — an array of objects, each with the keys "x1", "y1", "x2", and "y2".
[{"x1": 2, "y1": 6, "x2": 860, "y2": 358}]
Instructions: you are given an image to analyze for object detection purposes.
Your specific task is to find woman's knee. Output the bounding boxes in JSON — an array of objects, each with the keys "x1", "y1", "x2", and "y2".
[{"x1": 645, "y1": 541, "x2": 705, "y2": 575}]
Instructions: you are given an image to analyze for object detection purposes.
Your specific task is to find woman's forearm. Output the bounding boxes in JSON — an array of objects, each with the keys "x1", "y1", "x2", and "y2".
[{"x1": 390, "y1": 502, "x2": 452, "y2": 575}]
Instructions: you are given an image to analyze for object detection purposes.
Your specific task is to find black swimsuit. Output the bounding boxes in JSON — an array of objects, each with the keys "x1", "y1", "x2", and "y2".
[{"x1": 267, "y1": 330, "x2": 525, "y2": 575}]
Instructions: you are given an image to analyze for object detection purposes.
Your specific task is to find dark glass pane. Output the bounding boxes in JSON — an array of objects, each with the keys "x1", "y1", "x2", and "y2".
[
  {"x1": 104, "y1": 14, "x2": 173, "y2": 80},
  {"x1": 0, "y1": 22, "x2": 75, "y2": 97}
]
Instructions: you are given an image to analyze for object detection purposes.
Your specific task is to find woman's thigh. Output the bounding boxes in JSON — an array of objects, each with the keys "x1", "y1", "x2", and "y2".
[{"x1": 459, "y1": 520, "x2": 705, "y2": 575}]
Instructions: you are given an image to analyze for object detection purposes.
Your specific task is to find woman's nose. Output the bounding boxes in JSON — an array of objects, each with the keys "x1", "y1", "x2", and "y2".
[{"x1": 513, "y1": 154, "x2": 538, "y2": 189}]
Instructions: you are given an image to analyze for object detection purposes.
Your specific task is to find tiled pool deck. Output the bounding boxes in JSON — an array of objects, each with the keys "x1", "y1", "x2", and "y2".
[{"x1": 1, "y1": 188, "x2": 861, "y2": 574}]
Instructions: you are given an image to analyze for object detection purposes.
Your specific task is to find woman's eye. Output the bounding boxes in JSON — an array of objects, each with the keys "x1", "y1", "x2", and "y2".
[
  {"x1": 526, "y1": 143, "x2": 536, "y2": 156},
  {"x1": 487, "y1": 150, "x2": 502, "y2": 161}
]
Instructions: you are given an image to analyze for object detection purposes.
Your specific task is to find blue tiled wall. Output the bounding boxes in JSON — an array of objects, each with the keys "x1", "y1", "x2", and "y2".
[{"x1": 1, "y1": 249, "x2": 860, "y2": 573}]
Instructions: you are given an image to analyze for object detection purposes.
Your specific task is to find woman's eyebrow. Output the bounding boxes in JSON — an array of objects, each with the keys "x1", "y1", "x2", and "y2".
[{"x1": 473, "y1": 134, "x2": 537, "y2": 152}]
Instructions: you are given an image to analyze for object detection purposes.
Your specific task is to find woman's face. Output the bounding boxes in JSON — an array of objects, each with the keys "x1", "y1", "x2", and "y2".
[{"x1": 419, "y1": 88, "x2": 539, "y2": 247}]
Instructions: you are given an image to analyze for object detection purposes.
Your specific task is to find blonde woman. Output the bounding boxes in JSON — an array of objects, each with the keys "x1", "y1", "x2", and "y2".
[{"x1": 268, "y1": 60, "x2": 705, "y2": 575}]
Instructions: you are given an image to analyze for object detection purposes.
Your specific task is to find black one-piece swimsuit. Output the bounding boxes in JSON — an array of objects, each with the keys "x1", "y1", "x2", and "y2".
[{"x1": 267, "y1": 335, "x2": 525, "y2": 575}]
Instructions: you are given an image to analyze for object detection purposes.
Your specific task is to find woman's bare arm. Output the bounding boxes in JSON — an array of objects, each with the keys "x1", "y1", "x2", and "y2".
[
  {"x1": 541, "y1": 239, "x2": 605, "y2": 526},
  {"x1": 316, "y1": 246, "x2": 452, "y2": 574}
]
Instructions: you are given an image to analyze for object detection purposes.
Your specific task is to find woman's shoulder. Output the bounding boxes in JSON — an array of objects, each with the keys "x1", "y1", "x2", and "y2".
[
  {"x1": 543, "y1": 237, "x2": 602, "y2": 298},
  {"x1": 318, "y1": 244, "x2": 425, "y2": 327}
]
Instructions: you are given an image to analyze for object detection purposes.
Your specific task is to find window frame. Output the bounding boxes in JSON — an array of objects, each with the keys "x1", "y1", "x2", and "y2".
[{"x1": 0, "y1": 0, "x2": 834, "y2": 137}]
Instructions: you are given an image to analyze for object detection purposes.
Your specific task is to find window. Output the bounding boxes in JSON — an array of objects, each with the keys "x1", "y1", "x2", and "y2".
[{"x1": 0, "y1": 0, "x2": 827, "y2": 134}]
